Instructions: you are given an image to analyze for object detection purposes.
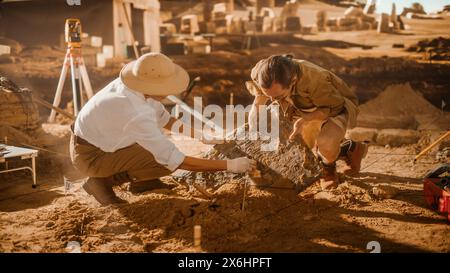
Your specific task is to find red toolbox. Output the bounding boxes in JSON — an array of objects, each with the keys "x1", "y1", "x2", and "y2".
[{"x1": 423, "y1": 164, "x2": 450, "y2": 221}]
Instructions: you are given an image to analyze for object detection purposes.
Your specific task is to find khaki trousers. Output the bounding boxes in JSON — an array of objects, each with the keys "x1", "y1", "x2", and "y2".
[{"x1": 69, "y1": 133, "x2": 172, "y2": 181}]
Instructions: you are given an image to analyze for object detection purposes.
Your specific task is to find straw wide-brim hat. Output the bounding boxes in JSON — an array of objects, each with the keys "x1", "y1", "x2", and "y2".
[{"x1": 120, "y1": 52, "x2": 189, "y2": 96}]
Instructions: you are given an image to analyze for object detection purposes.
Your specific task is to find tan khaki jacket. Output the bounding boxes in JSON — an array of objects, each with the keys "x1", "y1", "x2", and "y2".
[{"x1": 247, "y1": 59, "x2": 359, "y2": 128}]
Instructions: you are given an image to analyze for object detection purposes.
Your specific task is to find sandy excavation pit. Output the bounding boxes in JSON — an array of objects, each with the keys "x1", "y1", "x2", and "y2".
[
  {"x1": 1, "y1": 108, "x2": 448, "y2": 253},
  {"x1": 0, "y1": 175, "x2": 399, "y2": 252},
  {"x1": 1, "y1": 61, "x2": 450, "y2": 253},
  {"x1": 3, "y1": 155, "x2": 448, "y2": 253}
]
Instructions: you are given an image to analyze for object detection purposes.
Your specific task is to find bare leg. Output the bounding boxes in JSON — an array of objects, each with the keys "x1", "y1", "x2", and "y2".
[
  {"x1": 316, "y1": 121, "x2": 346, "y2": 164},
  {"x1": 315, "y1": 120, "x2": 346, "y2": 190}
]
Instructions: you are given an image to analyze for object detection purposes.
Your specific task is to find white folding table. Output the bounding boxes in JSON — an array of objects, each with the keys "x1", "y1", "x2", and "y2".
[{"x1": 0, "y1": 145, "x2": 39, "y2": 188}]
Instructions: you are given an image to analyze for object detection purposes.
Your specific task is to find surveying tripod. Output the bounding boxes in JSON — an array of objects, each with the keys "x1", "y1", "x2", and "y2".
[{"x1": 48, "y1": 18, "x2": 93, "y2": 122}]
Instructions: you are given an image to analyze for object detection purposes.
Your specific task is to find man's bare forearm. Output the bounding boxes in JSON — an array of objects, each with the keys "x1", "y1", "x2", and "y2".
[{"x1": 179, "y1": 156, "x2": 227, "y2": 172}]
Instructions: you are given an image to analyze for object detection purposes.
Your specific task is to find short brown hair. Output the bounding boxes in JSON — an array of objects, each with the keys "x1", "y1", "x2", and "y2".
[{"x1": 250, "y1": 54, "x2": 299, "y2": 89}]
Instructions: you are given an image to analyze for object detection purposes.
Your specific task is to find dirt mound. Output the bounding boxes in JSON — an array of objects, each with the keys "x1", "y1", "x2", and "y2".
[
  {"x1": 357, "y1": 83, "x2": 448, "y2": 130},
  {"x1": 359, "y1": 82, "x2": 441, "y2": 117}
]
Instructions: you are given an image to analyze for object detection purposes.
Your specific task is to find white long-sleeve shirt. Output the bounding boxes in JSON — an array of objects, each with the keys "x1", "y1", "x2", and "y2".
[{"x1": 74, "y1": 78, "x2": 185, "y2": 171}]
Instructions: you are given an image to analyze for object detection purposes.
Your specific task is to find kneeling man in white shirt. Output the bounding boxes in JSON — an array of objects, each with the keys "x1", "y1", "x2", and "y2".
[{"x1": 70, "y1": 53, "x2": 255, "y2": 205}]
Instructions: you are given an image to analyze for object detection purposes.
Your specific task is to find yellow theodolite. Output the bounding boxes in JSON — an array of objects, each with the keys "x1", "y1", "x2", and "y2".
[{"x1": 65, "y1": 18, "x2": 82, "y2": 46}]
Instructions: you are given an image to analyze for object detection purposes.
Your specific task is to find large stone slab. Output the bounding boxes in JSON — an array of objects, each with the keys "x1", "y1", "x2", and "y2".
[{"x1": 177, "y1": 115, "x2": 322, "y2": 192}]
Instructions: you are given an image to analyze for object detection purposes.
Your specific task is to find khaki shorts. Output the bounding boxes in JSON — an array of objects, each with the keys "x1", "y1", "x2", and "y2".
[
  {"x1": 69, "y1": 133, "x2": 172, "y2": 181},
  {"x1": 298, "y1": 111, "x2": 349, "y2": 149},
  {"x1": 328, "y1": 111, "x2": 349, "y2": 133}
]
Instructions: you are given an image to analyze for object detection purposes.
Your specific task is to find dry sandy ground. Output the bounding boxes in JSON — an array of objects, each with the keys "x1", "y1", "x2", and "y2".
[{"x1": 0, "y1": 133, "x2": 449, "y2": 253}]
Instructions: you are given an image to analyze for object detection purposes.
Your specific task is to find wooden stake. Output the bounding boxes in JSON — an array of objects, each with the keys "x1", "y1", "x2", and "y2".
[
  {"x1": 193, "y1": 225, "x2": 201, "y2": 251},
  {"x1": 121, "y1": 2, "x2": 140, "y2": 59},
  {"x1": 414, "y1": 131, "x2": 450, "y2": 162}
]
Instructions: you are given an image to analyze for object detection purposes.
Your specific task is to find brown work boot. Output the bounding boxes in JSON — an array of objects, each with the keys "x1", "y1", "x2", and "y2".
[
  {"x1": 320, "y1": 162, "x2": 340, "y2": 191},
  {"x1": 82, "y1": 172, "x2": 130, "y2": 206},
  {"x1": 127, "y1": 179, "x2": 176, "y2": 194},
  {"x1": 340, "y1": 140, "x2": 369, "y2": 176}
]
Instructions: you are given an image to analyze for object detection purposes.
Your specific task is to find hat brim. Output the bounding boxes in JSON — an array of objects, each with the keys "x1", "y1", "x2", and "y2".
[{"x1": 119, "y1": 60, "x2": 190, "y2": 96}]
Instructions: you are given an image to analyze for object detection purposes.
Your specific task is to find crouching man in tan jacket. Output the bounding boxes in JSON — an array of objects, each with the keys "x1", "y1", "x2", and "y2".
[
  {"x1": 247, "y1": 54, "x2": 368, "y2": 190},
  {"x1": 70, "y1": 53, "x2": 255, "y2": 205}
]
